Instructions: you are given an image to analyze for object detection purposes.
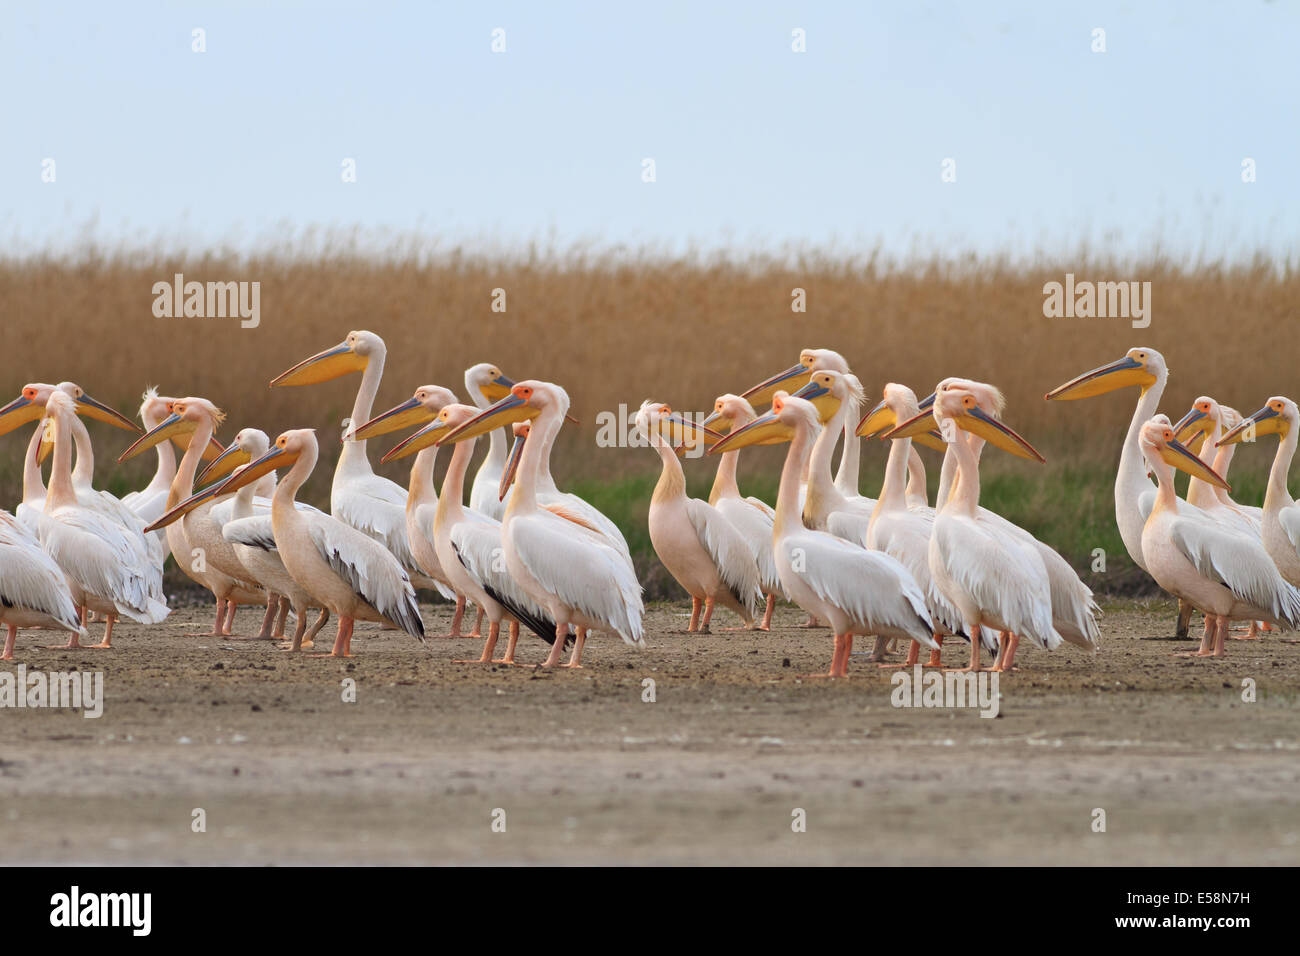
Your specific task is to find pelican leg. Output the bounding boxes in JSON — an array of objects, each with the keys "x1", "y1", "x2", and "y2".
[
  {"x1": 1233, "y1": 621, "x2": 1264, "y2": 641},
  {"x1": 1180, "y1": 612, "x2": 1215, "y2": 656},
  {"x1": 799, "y1": 613, "x2": 823, "y2": 629},
  {"x1": 687, "y1": 596, "x2": 702, "y2": 632},
  {"x1": 458, "y1": 620, "x2": 500, "y2": 663},
  {"x1": 272, "y1": 595, "x2": 290, "y2": 638},
  {"x1": 222, "y1": 600, "x2": 236, "y2": 636},
  {"x1": 438, "y1": 594, "x2": 468, "y2": 639},
  {"x1": 48, "y1": 607, "x2": 88, "y2": 649},
  {"x1": 925, "y1": 633, "x2": 943, "y2": 668},
  {"x1": 1210, "y1": 616, "x2": 1229, "y2": 658},
  {"x1": 1174, "y1": 598, "x2": 1193, "y2": 638},
  {"x1": 756, "y1": 593, "x2": 775, "y2": 631},
  {"x1": 188, "y1": 598, "x2": 228, "y2": 637},
  {"x1": 86, "y1": 614, "x2": 116, "y2": 649},
  {"x1": 283, "y1": 610, "x2": 308, "y2": 652},
  {"x1": 999, "y1": 633, "x2": 1021, "y2": 672},
  {"x1": 541, "y1": 621, "x2": 568, "y2": 667},
  {"x1": 295, "y1": 608, "x2": 328, "y2": 650},
  {"x1": 879, "y1": 638, "x2": 923, "y2": 669},
  {"x1": 865, "y1": 635, "x2": 889, "y2": 662},
  {"x1": 948, "y1": 624, "x2": 983, "y2": 672},
  {"x1": 469, "y1": 607, "x2": 484, "y2": 639},
  {"x1": 2, "y1": 624, "x2": 18, "y2": 660},
  {"x1": 493, "y1": 621, "x2": 521, "y2": 665},
  {"x1": 564, "y1": 628, "x2": 587, "y2": 668},
  {"x1": 312, "y1": 616, "x2": 354, "y2": 658}
]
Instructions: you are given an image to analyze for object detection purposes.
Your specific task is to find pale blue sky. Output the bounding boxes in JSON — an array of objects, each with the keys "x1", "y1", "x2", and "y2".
[{"x1": 2, "y1": 1, "x2": 1295, "y2": 262}]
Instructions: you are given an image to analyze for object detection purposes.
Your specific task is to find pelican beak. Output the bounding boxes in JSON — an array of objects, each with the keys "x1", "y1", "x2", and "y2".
[
  {"x1": 708, "y1": 410, "x2": 793, "y2": 454},
  {"x1": 196, "y1": 439, "x2": 250, "y2": 485},
  {"x1": 1045, "y1": 355, "x2": 1156, "y2": 401},
  {"x1": 500, "y1": 430, "x2": 526, "y2": 500},
  {"x1": 0, "y1": 395, "x2": 42, "y2": 437},
  {"x1": 480, "y1": 373, "x2": 516, "y2": 403},
  {"x1": 789, "y1": 379, "x2": 839, "y2": 423},
  {"x1": 1171, "y1": 408, "x2": 1210, "y2": 444},
  {"x1": 350, "y1": 396, "x2": 434, "y2": 441},
  {"x1": 914, "y1": 431, "x2": 950, "y2": 452},
  {"x1": 37, "y1": 427, "x2": 54, "y2": 465},
  {"x1": 954, "y1": 406, "x2": 1046, "y2": 463},
  {"x1": 439, "y1": 394, "x2": 538, "y2": 446},
  {"x1": 856, "y1": 399, "x2": 894, "y2": 438},
  {"x1": 217, "y1": 446, "x2": 298, "y2": 495},
  {"x1": 270, "y1": 341, "x2": 367, "y2": 387},
  {"x1": 72, "y1": 393, "x2": 143, "y2": 433},
  {"x1": 742, "y1": 363, "x2": 812, "y2": 408},
  {"x1": 1160, "y1": 437, "x2": 1230, "y2": 489},
  {"x1": 118, "y1": 412, "x2": 192, "y2": 463},
  {"x1": 383, "y1": 418, "x2": 451, "y2": 463},
  {"x1": 660, "y1": 415, "x2": 723, "y2": 457},
  {"x1": 885, "y1": 408, "x2": 939, "y2": 440},
  {"x1": 700, "y1": 409, "x2": 731, "y2": 433},
  {"x1": 1219, "y1": 405, "x2": 1285, "y2": 445},
  {"x1": 144, "y1": 480, "x2": 228, "y2": 533}
]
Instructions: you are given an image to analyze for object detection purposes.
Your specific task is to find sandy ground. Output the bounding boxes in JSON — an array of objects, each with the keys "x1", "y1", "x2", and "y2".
[{"x1": 1, "y1": 598, "x2": 1298, "y2": 866}]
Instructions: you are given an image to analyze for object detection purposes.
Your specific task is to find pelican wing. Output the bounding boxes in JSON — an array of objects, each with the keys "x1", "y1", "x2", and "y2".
[
  {"x1": 1279, "y1": 505, "x2": 1300, "y2": 554},
  {"x1": 826, "y1": 508, "x2": 872, "y2": 548},
  {"x1": 222, "y1": 515, "x2": 277, "y2": 553},
  {"x1": 509, "y1": 511, "x2": 644, "y2": 646},
  {"x1": 788, "y1": 531, "x2": 934, "y2": 646},
  {"x1": 332, "y1": 474, "x2": 431, "y2": 586},
  {"x1": 684, "y1": 498, "x2": 763, "y2": 615},
  {"x1": 0, "y1": 513, "x2": 82, "y2": 633},
  {"x1": 716, "y1": 496, "x2": 783, "y2": 597},
  {"x1": 1168, "y1": 516, "x2": 1300, "y2": 628},
  {"x1": 449, "y1": 520, "x2": 557, "y2": 643},
  {"x1": 744, "y1": 496, "x2": 775, "y2": 520},
  {"x1": 305, "y1": 513, "x2": 425, "y2": 640},
  {"x1": 38, "y1": 509, "x2": 169, "y2": 624}
]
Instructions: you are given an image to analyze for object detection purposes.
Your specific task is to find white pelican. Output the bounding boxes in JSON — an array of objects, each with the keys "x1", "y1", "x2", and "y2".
[
  {"x1": 701, "y1": 393, "x2": 787, "y2": 629},
  {"x1": 1045, "y1": 348, "x2": 1201, "y2": 636},
  {"x1": 896, "y1": 386, "x2": 1060, "y2": 671},
  {"x1": 794, "y1": 370, "x2": 876, "y2": 543},
  {"x1": 439, "y1": 381, "x2": 644, "y2": 668},
  {"x1": 270, "y1": 331, "x2": 440, "y2": 594},
  {"x1": 1172, "y1": 398, "x2": 1261, "y2": 537},
  {"x1": 385, "y1": 404, "x2": 562, "y2": 665},
  {"x1": 215, "y1": 429, "x2": 426, "y2": 656},
  {"x1": 709, "y1": 391, "x2": 934, "y2": 677},
  {"x1": 635, "y1": 401, "x2": 761, "y2": 632},
  {"x1": 859, "y1": 383, "x2": 999, "y2": 667},
  {"x1": 0, "y1": 510, "x2": 84, "y2": 659},
  {"x1": 463, "y1": 363, "x2": 520, "y2": 520},
  {"x1": 38, "y1": 391, "x2": 169, "y2": 646},
  {"x1": 351, "y1": 385, "x2": 475, "y2": 637},
  {"x1": 1219, "y1": 397, "x2": 1300, "y2": 589},
  {"x1": 120, "y1": 398, "x2": 266, "y2": 636},
  {"x1": 1138, "y1": 419, "x2": 1300, "y2": 657}
]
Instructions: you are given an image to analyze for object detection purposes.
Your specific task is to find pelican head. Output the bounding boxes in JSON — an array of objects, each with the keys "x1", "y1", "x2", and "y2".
[
  {"x1": 382, "y1": 402, "x2": 482, "y2": 463},
  {"x1": 740, "y1": 347, "x2": 849, "y2": 408},
  {"x1": 1045, "y1": 347, "x2": 1164, "y2": 401},
  {"x1": 436, "y1": 380, "x2": 562, "y2": 448},
  {"x1": 788, "y1": 368, "x2": 861, "y2": 425},
  {"x1": 217, "y1": 429, "x2": 316, "y2": 495},
  {"x1": 858, "y1": 383, "x2": 949, "y2": 451},
  {"x1": 891, "y1": 386, "x2": 1044, "y2": 462},
  {"x1": 197, "y1": 427, "x2": 272, "y2": 485},
  {"x1": 0, "y1": 381, "x2": 140, "y2": 438},
  {"x1": 118, "y1": 397, "x2": 224, "y2": 463},
  {"x1": 1139, "y1": 419, "x2": 1229, "y2": 489},
  {"x1": 464, "y1": 363, "x2": 516, "y2": 405},
  {"x1": 348, "y1": 384, "x2": 458, "y2": 441},
  {"x1": 635, "y1": 401, "x2": 722, "y2": 455},
  {"x1": 1171, "y1": 396, "x2": 1223, "y2": 455},
  {"x1": 270, "y1": 330, "x2": 383, "y2": 387},
  {"x1": 710, "y1": 391, "x2": 821, "y2": 454},
  {"x1": 701, "y1": 393, "x2": 759, "y2": 434},
  {"x1": 1219, "y1": 396, "x2": 1297, "y2": 446}
]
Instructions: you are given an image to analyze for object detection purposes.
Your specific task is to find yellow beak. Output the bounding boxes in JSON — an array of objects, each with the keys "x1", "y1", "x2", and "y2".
[
  {"x1": 196, "y1": 440, "x2": 251, "y2": 485},
  {"x1": 499, "y1": 431, "x2": 526, "y2": 500},
  {"x1": 144, "y1": 481, "x2": 228, "y2": 533},
  {"x1": 708, "y1": 410, "x2": 794, "y2": 454},
  {"x1": 439, "y1": 394, "x2": 538, "y2": 446},
  {"x1": 741, "y1": 363, "x2": 812, "y2": 409},
  {"x1": 1219, "y1": 405, "x2": 1286, "y2": 446},
  {"x1": 949, "y1": 406, "x2": 1045, "y2": 462},
  {"x1": 117, "y1": 412, "x2": 193, "y2": 463},
  {"x1": 1171, "y1": 408, "x2": 1213, "y2": 445},
  {"x1": 351, "y1": 396, "x2": 437, "y2": 441},
  {"x1": 479, "y1": 373, "x2": 516, "y2": 403},
  {"x1": 1161, "y1": 437, "x2": 1230, "y2": 489},
  {"x1": 270, "y1": 341, "x2": 367, "y2": 387},
  {"x1": 0, "y1": 391, "x2": 141, "y2": 438},
  {"x1": 1045, "y1": 355, "x2": 1157, "y2": 401},
  {"x1": 217, "y1": 446, "x2": 299, "y2": 495},
  {"x1": 383, "y1": 419, "x2": 452, "y2": 463},
  {"x1": 885, "y1": 408, "x2": 939, "y2": 441}
]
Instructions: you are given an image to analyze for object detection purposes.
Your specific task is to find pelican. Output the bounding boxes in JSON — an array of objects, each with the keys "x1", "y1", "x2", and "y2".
[
  {"x1": 859, "y1": 383, "x2": 999, "y2": 667},
  {"x1": 701, "y1": 393, "x2": 787, "y2": 630},
  {"x1": 708, "y1": 391, "x2": 934, "y2": 677},
  {"x1": 1219, "y1": 397, "x2": 1300, "y2": 589},
  {"x1": 1172, "y1": 398, "x2": 1261, "y2": 537},
  {"x1": 636, "y1": 401, "x2": 760, "y2": 632},
  {"x1": 351, "y1": 385, "x2": 474, "y2": 637},
  {"x1": 1138, "y1": 419, "x2": 1300, "y2": 657},
  {"x1": 463, "y1": 363, "x2": 520, "y2": 520},
  {"x1": 796, "y1": 370, "x2": 875, "y2": 544},
  {"x1": 894, "y1": 386, "x2": 1060, "y2": 671},
  {"x1": 119, "y1": 398, "x2": 266, "y2": 636},
  {"x1": 439, "y1": 381, "x2": 644, "y2": 668},
  {"x1": 38, "y1": 391, "x2": 169, "y2": 647},
  {"x1": 1045, "y1": 347, "x2": 1200, "y2": 636},
  {"x1": 214, "y1": 429, "x2": 425, "y2": 656},
  {"x1": 0, "y1": 510, "x2": 84, "y2": 659},
  {"x1": 385, "y1": 404, "x2": 562, "y2": 665},
  {"x1": 270, "y1": 331, "x2": 440, "y2": 594}
]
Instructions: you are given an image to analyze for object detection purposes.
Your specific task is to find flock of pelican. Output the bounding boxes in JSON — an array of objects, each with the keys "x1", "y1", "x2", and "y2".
[{"x1": 0, "y1": 336, "x2": 1295, "y2": 675}]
